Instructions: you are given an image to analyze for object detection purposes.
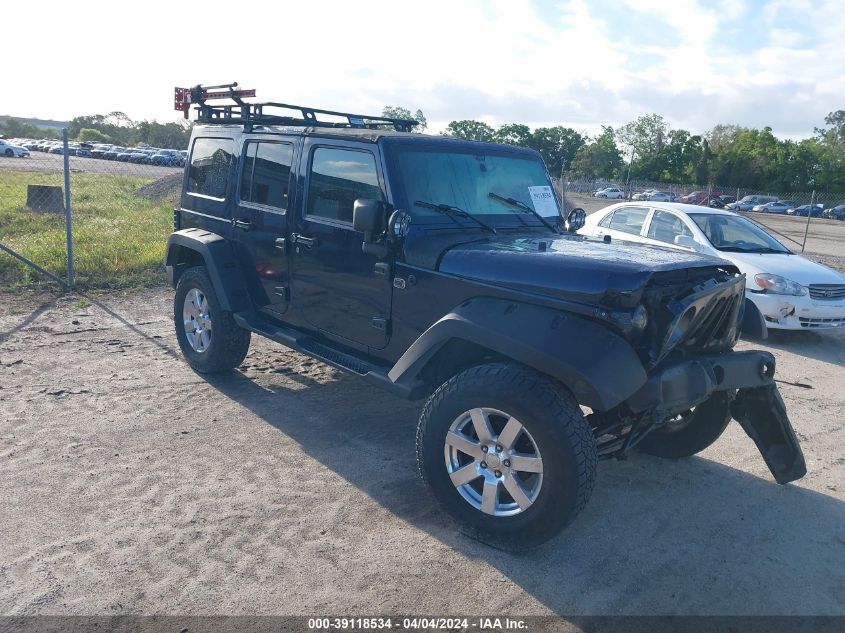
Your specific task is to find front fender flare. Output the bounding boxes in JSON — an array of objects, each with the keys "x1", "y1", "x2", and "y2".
[{"x1": 388, "y1": 298, "x2": 648, "y2": 411}]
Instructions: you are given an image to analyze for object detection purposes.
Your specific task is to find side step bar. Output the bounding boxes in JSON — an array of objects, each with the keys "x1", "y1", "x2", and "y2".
[{"x1": 233, "y1": 313, "x2": 422, "y2": 400}]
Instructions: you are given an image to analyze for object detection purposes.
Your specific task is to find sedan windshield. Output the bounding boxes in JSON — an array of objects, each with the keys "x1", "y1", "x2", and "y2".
[
  {"x1": 688, "y1": 213, "x2": 791, "y2": 253},
  {"x1": 393, "y1": 147, "x2": 561, "y2": 225}
]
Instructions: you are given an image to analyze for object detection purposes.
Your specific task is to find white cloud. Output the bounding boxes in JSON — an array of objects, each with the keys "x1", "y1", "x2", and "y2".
[{"x1": 1, "y1": 0, "x2": 840, "y2": 139}]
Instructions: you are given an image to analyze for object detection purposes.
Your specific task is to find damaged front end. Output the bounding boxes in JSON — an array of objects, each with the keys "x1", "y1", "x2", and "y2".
[{"x1": 590, "y1": 266, "x2": 807, "y2": 485}]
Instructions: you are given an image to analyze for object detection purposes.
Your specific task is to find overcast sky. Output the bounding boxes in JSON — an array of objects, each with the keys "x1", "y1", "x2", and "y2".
[{"x1": 4, "y1": 0, "x2": 842, "y2": 138}]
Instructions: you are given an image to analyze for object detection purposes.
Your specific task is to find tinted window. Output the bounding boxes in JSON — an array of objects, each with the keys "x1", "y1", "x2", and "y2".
[
  {"x1": 307, "y1": 148, "x2": 382, "y2": 223},
  {"x1": 646, "y1": 210, "x2": 692, "y2": 243},
  {"x1": 240, "y1": 141, "x2": 293, "y2": 210},
  {"x1": 188, "y1": 138, "x2": 233, "y2": 199},
  {"x1": 607, "y1": 206, "x2": 649, "y2": 235}
]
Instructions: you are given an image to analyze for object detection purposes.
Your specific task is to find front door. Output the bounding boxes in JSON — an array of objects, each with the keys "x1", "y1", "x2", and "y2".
[
  {"x1": 232, "y1": 138, "x2": 297, "y2": 316},
  {"x1": 290, "y1": 140, "x2": 392, "y2": 350}
]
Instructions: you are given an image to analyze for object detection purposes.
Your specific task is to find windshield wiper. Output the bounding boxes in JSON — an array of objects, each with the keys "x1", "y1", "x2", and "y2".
[
  {"x1": 413, "y1": 200, "x2": 497, "y2": 234},
  {"x1": 488, "y1": 192, "x2": 559, "y2": 233}
]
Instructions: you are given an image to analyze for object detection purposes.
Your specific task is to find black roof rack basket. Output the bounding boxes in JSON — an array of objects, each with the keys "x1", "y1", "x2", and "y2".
[
  {"x1": 198, "y1": 101, "x2": 418, "y2": 132},
  {"x1": 175, "y1": 83, "x2": 418, "y2": 132}
]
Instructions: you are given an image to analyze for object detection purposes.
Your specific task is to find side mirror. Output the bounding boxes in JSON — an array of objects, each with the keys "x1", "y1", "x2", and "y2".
[
  {"x1": 564, "y1": 208, "x2": 586, "y2": 232},
  {"x1": 353, "y1": 198, "x2": 389, "y2": 257},
  {"x1": 674, "y1": 235, "x2": 699, "y2": 251}
]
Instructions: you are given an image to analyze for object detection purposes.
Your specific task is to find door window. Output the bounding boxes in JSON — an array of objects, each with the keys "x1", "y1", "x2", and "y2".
[
  {"x1": 306, "y1": 148, "x2": 382, "y2": 223},
  {"x1": 240, "y1": 141, "x2": 293, "y2": 211},
  {"x1": 646, "y1": 210, "x2": 693, "y2": 243},
  {"x1": 188, "y1": 138, "x2": 234, "y2": 199},
  {"x1": 606, "y1": 206, "x2": 649, "y2": 235}
]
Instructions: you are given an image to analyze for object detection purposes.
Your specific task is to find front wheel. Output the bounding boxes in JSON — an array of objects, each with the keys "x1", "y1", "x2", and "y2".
[
  {"x1": 174, "y1": 267, "x2": 251, "y2": 373},
  {"x1": 4, "y1": 149, "x2": 12, "y2": 157},
  {"x1": 636, "y1": 392, "x2": 733, "y2": 459},
  {"x1": 416, "y1": 363, "x2": 597, "y2": 549}
]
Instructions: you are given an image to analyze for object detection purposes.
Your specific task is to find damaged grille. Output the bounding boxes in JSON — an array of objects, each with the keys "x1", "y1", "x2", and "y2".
[
  {"x1": 642, "y1": 266, "x2": 744, "y2": 367},
  {"x1": 809, "y1": 284, "x2": 845, "y2": 300}
]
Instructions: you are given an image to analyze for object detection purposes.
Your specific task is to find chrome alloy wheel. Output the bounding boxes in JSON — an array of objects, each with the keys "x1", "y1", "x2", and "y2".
[
  {"x1": 183, "y1": 288, "x2": 212, "y2": 353},
  {"x1": 444, "y1": 407, "x2": 544, "y2": 517}
]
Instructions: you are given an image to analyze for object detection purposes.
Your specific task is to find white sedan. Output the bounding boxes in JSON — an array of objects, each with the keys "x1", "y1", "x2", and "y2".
[
  {"x1": 594, "y1": 187, "x2": 625, "y2": 199},
  {"x1": 0, "y1": 139, "x2": 30, "y2": 158},
  {"x1": 579, "y1": 202, "x2": 845, "y2": 335}
]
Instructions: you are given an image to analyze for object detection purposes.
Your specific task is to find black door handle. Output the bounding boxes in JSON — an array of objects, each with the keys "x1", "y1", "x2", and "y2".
[
  {"x1": 232, "y1": 219, "x2": 252, "y2": 231},
  {"x1": 292, "y1": 233, "x2": 318, "y2": 249}
]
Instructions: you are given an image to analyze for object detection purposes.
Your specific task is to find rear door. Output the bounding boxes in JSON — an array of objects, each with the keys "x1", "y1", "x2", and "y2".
[
  {"x1": 232, "y1": 137, "x2": 298, "y2": 316},
  {"x1": 593, "y1": 205, "x2": 651, "y2": 243},
  {"x1": 289, "y1": 139, "x2": 393, "y2": 350}
]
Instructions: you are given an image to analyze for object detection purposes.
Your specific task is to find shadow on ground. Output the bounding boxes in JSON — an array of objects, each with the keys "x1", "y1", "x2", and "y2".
[{"x1": 206, "y1": 367, "x2": 845, "y2": 615}]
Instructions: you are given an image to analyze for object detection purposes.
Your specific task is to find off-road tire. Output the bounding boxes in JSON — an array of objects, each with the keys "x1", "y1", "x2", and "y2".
[
  {"x1": 636, "y1": 391, "x2": 733, "y2": 459},
  {"x1": 174, "y1": 266, "x2": 250, "y2": 373},
  {"x1": 416, "y1": 362, "x2": 597, "y2": 549}
]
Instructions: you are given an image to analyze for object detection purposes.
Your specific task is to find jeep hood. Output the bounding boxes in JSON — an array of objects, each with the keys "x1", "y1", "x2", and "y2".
[{"x1": 434, "y1": 234, "x2": 734, "y2": 305}]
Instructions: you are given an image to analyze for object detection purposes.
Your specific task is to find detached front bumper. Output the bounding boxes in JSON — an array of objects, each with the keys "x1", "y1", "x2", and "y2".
[{"x1": 625, "y1": 350, "x2": 807, "y2": 484}]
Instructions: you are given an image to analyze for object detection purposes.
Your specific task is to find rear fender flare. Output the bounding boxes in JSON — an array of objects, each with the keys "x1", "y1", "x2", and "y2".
[
  {"x1": 165, "y1": 228, "x2": 250, "y2": 313},
  {"x1": 388, "y1": 298, "x2": 648, "y2": 411}
]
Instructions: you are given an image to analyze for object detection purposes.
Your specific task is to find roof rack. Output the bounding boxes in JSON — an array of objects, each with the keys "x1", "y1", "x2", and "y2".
[{"x1": 174, "y1": 82, "x2": 418, "y2": 133}]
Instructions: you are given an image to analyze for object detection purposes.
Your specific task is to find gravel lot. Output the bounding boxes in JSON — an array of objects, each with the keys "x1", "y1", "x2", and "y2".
[
  {"x1": 1, "y1": 289, "x2": 843, "y2": 616},
  {"x1": 0, "y1": 153, "x2": 176, "y2": 178}
]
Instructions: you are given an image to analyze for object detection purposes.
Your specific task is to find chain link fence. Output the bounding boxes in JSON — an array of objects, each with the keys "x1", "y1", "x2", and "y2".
[
  {"x1": 3, "y1": 132, "x2": 844, "y2": 289},
  {"x1": 0, "y1": 130, "x2": 184, "y2": 289}
]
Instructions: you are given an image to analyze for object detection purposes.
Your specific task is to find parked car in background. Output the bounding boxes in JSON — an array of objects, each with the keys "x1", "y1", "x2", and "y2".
[
  {"x1": 103, "y1": 146, "x2": 125, "y2": 160},
  {"x1": 116, "y1": 149, "x2": 135, "y2": 162},
  {"x1": 579, "y1": 202, "x2": 845, "y2": 335},
  {"x1": 787, "y1": 204, "x2": 824, "y2": 217},
  {"x1": 128, "y1": 150, "x2": 149, "y2": 164},
  {"x1": 679, "y1": 190, "x2": 720, "y2": 204},
  {"x1": 594, "y1": 186, "x2": 625, "y2": 199},
  {"x1": 0, "y1": 139, "x2": 31, "y2": 157},
  {"x1": 91, "y1": 144, "x2": 112, "y2": 159},
  {"x1": 823, "y1": 205, "x2": 845, "y2": 220},
  {"x1": 151, "y1": 149, "x2": 182, "y2": 166},
  {"x1": 49, "y1": 145, "x2": 65, "y2": 155},
  {"x1": 645, "y1": 191, "x2": 675, "y2": 202},
  {"x1": 753, "y1": 200, "x2": 795, "y2": 213},
  {"x1": 631, "y1": 189, "x2": 656, "y2": 201},
  {"x1": 727, "y1": 195, "x2": 778, "y2": 211},
  {"x1": 710, "y1": 195, "x2": 736, "y2": 209}
]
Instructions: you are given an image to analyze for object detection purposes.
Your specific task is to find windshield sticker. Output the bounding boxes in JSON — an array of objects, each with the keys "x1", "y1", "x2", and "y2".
[{"x1": 528, "y1": 186, "x2": 558, "y2": 216}]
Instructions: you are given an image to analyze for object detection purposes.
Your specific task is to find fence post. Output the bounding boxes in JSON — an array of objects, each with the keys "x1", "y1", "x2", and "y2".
[
  {"x1": 801, "y1": 190, "x2": 815, "y2": 253},
  {"x1": 62, "y1": 128, "x2": 74, "y2": 289}
]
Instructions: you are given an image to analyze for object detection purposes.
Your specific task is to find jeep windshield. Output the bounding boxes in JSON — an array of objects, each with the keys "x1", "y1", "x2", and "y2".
[{"x1": 391, "y1": 146, "x2": 561, "y2": 229}]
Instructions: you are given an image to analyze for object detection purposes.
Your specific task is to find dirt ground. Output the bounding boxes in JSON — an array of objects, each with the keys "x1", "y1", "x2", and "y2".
[{"x1": 1, "y1": 289, "x2": 844, "y2": 616}]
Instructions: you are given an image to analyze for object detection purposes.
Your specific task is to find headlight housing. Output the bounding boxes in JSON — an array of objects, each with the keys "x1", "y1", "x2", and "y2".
[{"x1": 754, "y1": 273, "x2": 807, "y2": 296}]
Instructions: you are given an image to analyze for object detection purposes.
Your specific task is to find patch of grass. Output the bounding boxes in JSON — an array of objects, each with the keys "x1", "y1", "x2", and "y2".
[{"x1": 0, "y1": 170, "x2": 172, "y2": 289}]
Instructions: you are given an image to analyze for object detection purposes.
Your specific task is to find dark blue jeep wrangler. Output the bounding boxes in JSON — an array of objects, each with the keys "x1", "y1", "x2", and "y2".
[{"x1": 165, "y1": 86, "x2": 805, "y2": 547}]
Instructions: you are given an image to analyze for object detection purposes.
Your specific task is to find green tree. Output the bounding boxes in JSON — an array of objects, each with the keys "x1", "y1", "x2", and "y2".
[
  {"x1": 617, "y1": 114, "x2": 670, "y2": 180},
  {"x1": 444, "y1": 120, "x2": 496, "y2": 142},
  {"x1": 77, "y1": 128, "x2": 112, "y2": 143},
  {"x1": 494, "y1": 123, "x2": 532, "y2": 146},
  {"x1": 570, "y1": 126, "x2": 623, "y2": 180},
  {"x1": 528, "y1": 126, "x2": 585, "y2": 175},
  {"x1": 382, "y1": 105, "x2": 427, "y2": 131},
  {"x1": 0, "y1": 117, "x2": 54, "y2": 139}
]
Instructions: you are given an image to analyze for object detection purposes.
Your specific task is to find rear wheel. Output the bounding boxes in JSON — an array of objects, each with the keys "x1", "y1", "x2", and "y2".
[
  {"x1": 636, "y1": 392, "x2": 733, "y2": 459},
  {"x1": 417, "y1": 363, "x2": 597, "y2": 549},
  {"x1": 4, "y1": 149, "x2": 12, "y2": 157},
  {"x1": 174, "y1": 267, "x2": 250, "y2": 373}
]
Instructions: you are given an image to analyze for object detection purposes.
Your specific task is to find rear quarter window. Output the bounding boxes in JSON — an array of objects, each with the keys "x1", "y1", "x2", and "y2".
[{"x1": 188, "y1": 137, "x2": 234, "y2": 199}]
